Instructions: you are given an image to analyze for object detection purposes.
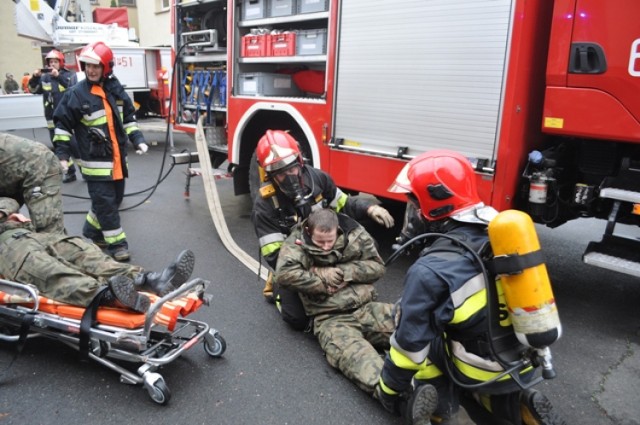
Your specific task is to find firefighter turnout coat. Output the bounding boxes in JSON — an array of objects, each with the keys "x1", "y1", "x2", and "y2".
[
  {"x1": 52, "y1": 76, "x2": 146, "y2": 180},
  {"x1": 29, "y1": 68, "x2": 77, "y2": 130},
  {"x1": 380, "y1": 223, "x2": 531, "y2": 395}
]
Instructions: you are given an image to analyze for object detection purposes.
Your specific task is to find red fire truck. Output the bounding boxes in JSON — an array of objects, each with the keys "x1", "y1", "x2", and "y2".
[{"x1": 172, "y1": 0, "x2": 640, "y2": 277}]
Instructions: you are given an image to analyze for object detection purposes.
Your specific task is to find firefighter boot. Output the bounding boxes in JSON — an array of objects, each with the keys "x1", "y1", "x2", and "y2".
[
  {"x1": 104, "y1": 276, "x2": 150, "y2": 313},
  {"x1": 63, "y1": 162, "x2": 77, "y2": 183},
  {"x1": 431, "y1": 406, "x2": 476, "y2": 425},
  {"x1": 405, "y1": 384, "x2": 439, "y2": 425},
  {"x1": 520, "y1": 389, "x2": 566, "y2": 425},
  {"x1": 373, "y1": 384, "x2": 402, "y2": 415},
  {"x1": 62, "y1": 172, "x2": 77, "y2": 183},
  {"x1": 134, "y1": 250, "x2": 195, "y2": 296},
  {"x1": 109, "y1": 244, "x2": 130, "y2": 262}
]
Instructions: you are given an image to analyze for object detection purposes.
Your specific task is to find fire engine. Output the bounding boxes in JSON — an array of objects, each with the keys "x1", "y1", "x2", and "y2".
[
  {"x1": 171, "y1": 0, "x2": 640, "y2": 278},
  {"x1": 13, "y1": 0, "x2": 172, "y2": 117}
]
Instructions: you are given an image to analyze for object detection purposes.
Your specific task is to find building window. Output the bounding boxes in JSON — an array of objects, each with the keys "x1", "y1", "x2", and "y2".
[
  {"x1": 156, "y1": 0, "x2": 170, "y2": 11},
  {"x1": 119, "y1": 0, "x2": 137, "y2": 6}
]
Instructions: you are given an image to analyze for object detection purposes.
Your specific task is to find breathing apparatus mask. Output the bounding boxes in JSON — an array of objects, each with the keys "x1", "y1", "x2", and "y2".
[
  {"x1": 392, "y1": 193, "x2": 453, "y2": 251},
  {"x1": 272, "y1": 163, "x2": 312, "y2": 209}
]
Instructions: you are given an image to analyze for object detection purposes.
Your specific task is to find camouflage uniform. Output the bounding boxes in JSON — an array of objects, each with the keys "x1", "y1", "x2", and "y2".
[
  {"x1": 0, "y1": 133, "x2": 65, "y2": 234},
  {"x1": 0, "y1": 197, "x2": 142, "y2": 306},
  {"x1": 275, "y1": 214, "x2": 394, "y2": 394}
]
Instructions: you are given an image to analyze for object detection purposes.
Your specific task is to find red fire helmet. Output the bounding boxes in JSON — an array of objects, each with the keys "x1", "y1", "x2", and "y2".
[
  {"x1": 45, "y1": 49, "x2": 65, "y2": 67},
  {"x1": 255, "y1": 130, "x2": 303, "y2": 175},
  {"x1": 78, "y1": 41, "x2": 114, "y2": 77},
  {"x1": 389, "y1": 150, "x2": 483, "y2": 221}
]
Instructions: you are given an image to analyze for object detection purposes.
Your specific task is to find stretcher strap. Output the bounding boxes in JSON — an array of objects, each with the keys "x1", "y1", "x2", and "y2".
[{"x1": 79, "y1": 286, "x2": 110, "y2": 360}]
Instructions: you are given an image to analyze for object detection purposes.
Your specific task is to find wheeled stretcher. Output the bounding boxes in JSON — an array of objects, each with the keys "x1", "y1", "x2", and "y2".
[{"x1": 0, "y1": 277, "x2": 226, "y2": 405}]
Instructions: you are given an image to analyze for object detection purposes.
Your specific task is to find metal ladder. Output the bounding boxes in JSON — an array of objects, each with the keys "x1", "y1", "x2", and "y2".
[{"x1": 582, "y1": 187, "x2": 640, "y2": 277}]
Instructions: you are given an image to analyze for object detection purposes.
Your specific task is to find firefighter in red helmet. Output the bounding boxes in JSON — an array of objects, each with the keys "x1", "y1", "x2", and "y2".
[
  {"x1": 251, "y1": 129, "x2": 395, "y2": 330},
  {"x1": 376, "y1": 150, "x2": 564, "y2": 425},
  {"x1": 53, "y1": 41, "x2": 149, "y2": 262},
  {"x1": 29, "y1": 49, "x2": 80, "y2": 183}
]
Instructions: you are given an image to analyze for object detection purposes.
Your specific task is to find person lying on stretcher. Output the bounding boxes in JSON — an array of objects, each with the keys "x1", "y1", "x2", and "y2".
[{"x1": 0, "y1": 197, "x2": 194, "y2": 313}]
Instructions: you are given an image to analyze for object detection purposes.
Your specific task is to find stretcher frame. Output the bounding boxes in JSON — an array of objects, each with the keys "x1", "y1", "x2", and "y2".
[{"x1": 0, "y1": 277, "x2": 226, "y2": 405}]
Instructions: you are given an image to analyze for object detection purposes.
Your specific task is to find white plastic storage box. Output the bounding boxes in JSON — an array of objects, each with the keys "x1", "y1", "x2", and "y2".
[
  {"x1": 298, "y1": 0, "x2": 329, "y2": 14},
  {"x1": 237, "y1": 73, "x2": 302, "y2": 96},
  {"x1": 295, "y1": 28, "x2": 327, "y2": 56},
  {"x1": 269, "y1": 0, "x2": 296, "y2": 17},
  {"x1": 242, "y1": 0, "x2": 267, "y2": 20}
]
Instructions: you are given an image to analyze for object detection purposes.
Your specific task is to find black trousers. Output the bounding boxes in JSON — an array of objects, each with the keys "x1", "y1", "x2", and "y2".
[
  {"x1": 273, "y1": 282, "x2": 310, "y2": 331},
  {"x1": 83, "y1": 179, "x2": 127, "y2": 250}
]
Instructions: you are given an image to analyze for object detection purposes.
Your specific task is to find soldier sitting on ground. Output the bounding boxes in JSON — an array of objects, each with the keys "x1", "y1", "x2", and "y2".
[
  {"x1": 0, "y1": 197, "x2": 195, "y2": 312},
  {"x1": 252, "y1": 130, "x2": 395, "y2": 331},
  {"x1": 274, "y1": 208, "x2": 436, "y2": 424}
]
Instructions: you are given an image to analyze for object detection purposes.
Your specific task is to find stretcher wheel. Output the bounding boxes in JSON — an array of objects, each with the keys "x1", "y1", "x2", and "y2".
[
  {"x1": 203, "y1": 331, "x2": 226, "y2": 357},
  {"x1": 144, "y1": 373, "x2": 171, "y2": 405}
]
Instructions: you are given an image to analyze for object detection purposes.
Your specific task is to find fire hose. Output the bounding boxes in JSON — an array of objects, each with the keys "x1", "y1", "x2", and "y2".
[{"x1": 192, "y1": 115, "x2": 269, "y2": 281}]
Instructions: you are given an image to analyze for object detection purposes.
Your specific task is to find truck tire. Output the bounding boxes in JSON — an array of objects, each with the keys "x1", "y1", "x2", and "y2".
[{"x1": 248, "y1": 151, "x2": 260, "y2": 204}]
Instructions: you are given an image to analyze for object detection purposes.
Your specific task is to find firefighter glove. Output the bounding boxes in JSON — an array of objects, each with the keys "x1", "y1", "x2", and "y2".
[
  {"x1": 60, "y1": 160, "x2": 69, "y2": 173},
  {"x1": 368, "y1": 205, "x2": 395, "y2": 228},
  {"x1": 312, "y1": 266, "x2": 343, "y2": 287},
  {"x1": 136, "y1": 143, "x2": 149, "y2": 155}
]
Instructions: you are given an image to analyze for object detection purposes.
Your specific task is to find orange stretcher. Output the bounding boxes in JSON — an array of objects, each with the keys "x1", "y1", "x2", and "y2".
[{"x1": 0, "y1": 277, "x2": 226, "y2": 405}]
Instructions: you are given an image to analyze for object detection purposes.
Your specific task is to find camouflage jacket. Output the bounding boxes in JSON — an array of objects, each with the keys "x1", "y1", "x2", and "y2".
[
  {"x1": 0, "y1": 132, "x2": 59, "y2": 200},
  {"x1": 275, "y1": 214, "x2": 385, "y2": 316},
  {"x1": 0, "y1": 197, "x2": 35, "y2": 234}
]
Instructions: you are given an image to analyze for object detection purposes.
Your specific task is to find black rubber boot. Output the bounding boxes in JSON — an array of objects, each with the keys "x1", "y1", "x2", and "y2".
[
  {"x1": 134, "y1": 250, "x2": 195, "y2": 296},
  {"x1": 374, "y1": 385, "x2": 402, "y2": 415},
  {"x1": 520, "y1": 389, "x2": 567, "y2": 425},
  {"x1": 105, "y1": 276, "x2": 150, "y2": 313},
  {"x1": 63, "y1": 163, "x2": 77, "y2": 183},
  {"x1": 405, "y1": 384, "x2": 438, "y2": 425}
]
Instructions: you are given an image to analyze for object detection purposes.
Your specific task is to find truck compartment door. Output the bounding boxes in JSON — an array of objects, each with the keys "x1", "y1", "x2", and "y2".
[{"x1": 332, "y1": 0, "x2": 515, "y2": 164}]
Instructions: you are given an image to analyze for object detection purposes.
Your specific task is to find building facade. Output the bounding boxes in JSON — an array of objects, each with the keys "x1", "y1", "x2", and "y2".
[{"x1": 0, "y1": 0, "x2": 171, "y2": 94}]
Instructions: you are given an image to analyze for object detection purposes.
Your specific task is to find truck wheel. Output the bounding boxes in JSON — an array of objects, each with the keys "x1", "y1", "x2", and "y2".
[{"x1": 249, "y1": 151, "x2": 261, "y2": 203}]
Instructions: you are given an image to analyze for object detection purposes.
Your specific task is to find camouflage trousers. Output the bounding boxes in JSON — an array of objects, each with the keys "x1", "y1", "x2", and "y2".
[
  {"x1": 313, "y1": 302, "x2": 395, "y2": 395},
  {"x1": 0, "y1": 232, "x2": 142, "y2": 306}
]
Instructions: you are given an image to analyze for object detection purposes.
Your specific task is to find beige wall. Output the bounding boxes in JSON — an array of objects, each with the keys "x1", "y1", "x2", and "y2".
[
  {"x1": 0, "y1": 1, "x2": 44, "y2": 92},
  {"x1": 0, "y1": 1, "x2": 171, "y2": 90},
  {"x1": 137, "y1": 0, "x2": 172, "y2": 47}
]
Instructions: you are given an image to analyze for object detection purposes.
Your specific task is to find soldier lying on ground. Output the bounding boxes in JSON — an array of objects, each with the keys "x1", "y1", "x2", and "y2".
[
  {"x1": 0, "y1": 197, "x2": 194, "y2": 312},
  {"x1": 0, "y1": 132, "x2": 65, "y2": 234},
  {"x1": 274, "y1": 209, "x2": 435, "y2": 424}
]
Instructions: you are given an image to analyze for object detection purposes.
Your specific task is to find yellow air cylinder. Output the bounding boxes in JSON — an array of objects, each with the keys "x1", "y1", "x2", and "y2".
[{"x1": 488, "y1": 210, "x2": 562, "y2": 349}]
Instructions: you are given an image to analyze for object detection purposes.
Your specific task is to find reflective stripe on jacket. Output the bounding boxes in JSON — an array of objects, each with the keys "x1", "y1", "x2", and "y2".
[
  {"x1": 52, "y1": 77, "x2": 145, "y2": 181},
  {"x1": 29, "y1": 68, "x2": 77, "y2": 123},
  {"x1": 382, "y1": 225, "x2": 529, "y2": 393},
  {"x1": 251, "y1": 165, "x2": 375, "y2": 269}
]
